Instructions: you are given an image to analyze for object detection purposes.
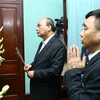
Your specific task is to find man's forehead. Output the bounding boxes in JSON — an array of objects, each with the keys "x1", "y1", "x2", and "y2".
[
  {"x1": 82, "y1": 16, "x2": 95, "y2": 28},
  {"x1": 38, "y1": 18, "x2": 47, "y2": 24},
  {"x1": 85, "y1": 16, "x2": 95, "y2": 24},
  {"x1": 39, "y1": 18, "x2": 47, "y2": 22}
]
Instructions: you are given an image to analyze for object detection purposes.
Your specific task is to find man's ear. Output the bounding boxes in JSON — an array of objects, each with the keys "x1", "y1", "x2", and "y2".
[
  {"x1": 98, "y1": 32, "x2": 100, "y2": 41},
  {"x1": 47, "y1": 25, "x2": 51, "y2": 31}
]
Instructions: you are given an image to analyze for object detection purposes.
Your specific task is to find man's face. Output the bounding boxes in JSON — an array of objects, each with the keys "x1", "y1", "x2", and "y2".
[
  {"x1": 36, "y1": 18, "x2": 49, "y2": 38},
  {"x1": 80, "y1": 16, "x2": 100, "y2": 52}
]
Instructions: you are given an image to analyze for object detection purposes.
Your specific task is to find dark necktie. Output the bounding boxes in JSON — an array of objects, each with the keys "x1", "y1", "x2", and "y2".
[{"x1": 86, "y1": 56, "x2": 89, "y2": 65}]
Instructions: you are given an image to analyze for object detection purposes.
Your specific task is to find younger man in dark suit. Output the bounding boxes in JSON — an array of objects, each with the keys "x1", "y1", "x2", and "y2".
[
  {"x1": 24, "y1": 18, "x2": 66, "y2": 100},
  {"x1": 64, "y1": 9, "x2": 100, "y2": 100}
]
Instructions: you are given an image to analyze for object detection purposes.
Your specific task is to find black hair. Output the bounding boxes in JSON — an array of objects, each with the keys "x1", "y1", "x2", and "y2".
[
  {"x1": 46, "y1": 18, "x2": 56, "y2": 32},
  {"x1": 85, "y1": 9, "x2": 100, "y2": 30}
]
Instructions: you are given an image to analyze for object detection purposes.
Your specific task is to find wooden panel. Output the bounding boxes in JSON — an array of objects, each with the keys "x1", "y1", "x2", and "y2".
[
  {"x1": 25, "y1": 94, "x2": 69, "y2": 100},
  {"x1": 0, "y1": 2, "x2": 25, "y2": 100},
  {"x1": 63, "y1": 0, "x2": 68, "y2": 45},
  {"x1": 0, "y1": 5, "x2": 19, "y2": 60},
  {"x1": 0, "y1": 0, "x2": 20, "y2": 3},
  {"x1": 0, "y1": 61, "x2": 17, "y2": 74},
  {"x1": 1, "y1": 95, "x2": 18, "y2": 100},
  {"x1": 0, "y1": 74, "x2": 18, "y2": 95}
]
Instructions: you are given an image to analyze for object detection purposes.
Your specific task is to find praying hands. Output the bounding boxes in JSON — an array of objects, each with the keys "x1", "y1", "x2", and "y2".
[{"x1": 67, "y1": 44, "x2": 86, "y2": 70}]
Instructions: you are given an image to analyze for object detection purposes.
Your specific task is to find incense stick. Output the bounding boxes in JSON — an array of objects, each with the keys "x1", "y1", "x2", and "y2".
[{"x1": 15, "y1": 47, "x2": 25, "y2": 65}]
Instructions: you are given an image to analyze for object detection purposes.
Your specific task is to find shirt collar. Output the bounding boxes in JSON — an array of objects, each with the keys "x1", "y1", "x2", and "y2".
[
  {"x1": 88, "y1": 50, "x2": 100, "y2": 61},
  {"x1": 43, "y1": 34, "x2": 55, "y2": 45}
]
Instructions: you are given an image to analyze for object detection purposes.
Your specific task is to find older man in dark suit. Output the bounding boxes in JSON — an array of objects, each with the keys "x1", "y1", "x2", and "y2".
[
  {"x1": 64, "y1": 9, "x2": 100, "y2": 100},
  {"x1": 24, "y1": 18, "x2": 66, "y2": 100}
]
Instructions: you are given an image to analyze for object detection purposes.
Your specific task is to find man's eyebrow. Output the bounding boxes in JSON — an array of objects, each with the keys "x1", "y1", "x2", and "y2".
[
  {"x1": 37, "y1": 23, "x2": 40, "y2": 26},
  {"x1": 82, "y1": 23, "x2": 88, "y2": 28}
]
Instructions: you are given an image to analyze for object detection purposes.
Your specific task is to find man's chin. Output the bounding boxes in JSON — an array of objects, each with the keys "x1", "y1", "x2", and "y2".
[
  {"x1": 37, "y1": 34, "x2": 40, "y2": 37},
  {"x1": 82, "y1": 45, "x2": 87, "y2": 49},
  {"x1": 81, "y1": 43, "x2": 85, "y2": 48}
]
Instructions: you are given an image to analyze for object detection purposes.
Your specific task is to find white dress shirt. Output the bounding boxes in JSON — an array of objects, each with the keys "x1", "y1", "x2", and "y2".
[
  {"x1": 88, "y1": 50, "x2": 100, "y2": 61},
  {"x1": 39, "y1": 34, "x2": 55, "y2": 53}
]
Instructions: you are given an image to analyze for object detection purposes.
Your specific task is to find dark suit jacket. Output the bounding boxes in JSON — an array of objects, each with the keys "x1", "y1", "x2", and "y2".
[
  {"x1": 64, "y1": 52, "x2": 100, "y2": 100},
  {"x1": 81, "y1": 47, "x2": 90, "y2": 59},
  {"x1": 30, "y1": 35, "x2": 67, "y2": 100}
]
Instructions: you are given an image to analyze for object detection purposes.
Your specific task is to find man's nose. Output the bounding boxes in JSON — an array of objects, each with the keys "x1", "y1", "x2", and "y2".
[
  {"x1": 36, "y1": 27, "x2": 38, "y2": 31},
  {"x1": 80, "y1": 30, "x2": 83, "y2": 37}
]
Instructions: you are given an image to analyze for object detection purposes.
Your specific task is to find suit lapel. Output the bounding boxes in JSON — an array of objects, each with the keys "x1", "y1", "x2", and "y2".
[
  {"x1": 33, "y1": 35, "x2": 56, "y2": 64},
  {"x1": 33, "y1": 42, "x2": 42, "y2": 62},
  {"x1": 37, "y1": 36, "x2": 55, "y2": 58},
  {"x1": 85, "y1": 52, "x2": 100, "y2": 70}
]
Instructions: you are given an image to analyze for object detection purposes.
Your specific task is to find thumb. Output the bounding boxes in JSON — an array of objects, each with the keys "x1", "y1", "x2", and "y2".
[{"x1": 82, "y1": 55, "x2": 86, "y2": 67}]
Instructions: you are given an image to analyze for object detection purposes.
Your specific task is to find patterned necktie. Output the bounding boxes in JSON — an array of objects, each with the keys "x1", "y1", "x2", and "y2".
[{"x1": 39, "y1": 41, "x2": 45, "y2": 53}]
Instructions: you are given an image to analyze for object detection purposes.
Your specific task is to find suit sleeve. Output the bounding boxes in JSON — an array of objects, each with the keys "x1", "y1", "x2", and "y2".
[
  {"x1": 34, "y1": 45, "x2": 66, "y2": 79},
  {"x1": 64, "y1": 68, "x2": 100, "y2": 100}
]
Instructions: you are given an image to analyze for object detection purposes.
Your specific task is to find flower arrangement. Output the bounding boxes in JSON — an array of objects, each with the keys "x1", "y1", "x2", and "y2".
[
  {"x1": 0, "y1": 85, "x2": 9, "y2": 99},
  {"x1": 0, "y1": 26, "x2": 5, "y2": 65},
  {"x1": 0, "y1": 26, "x2": 9, "y2": 99}
]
